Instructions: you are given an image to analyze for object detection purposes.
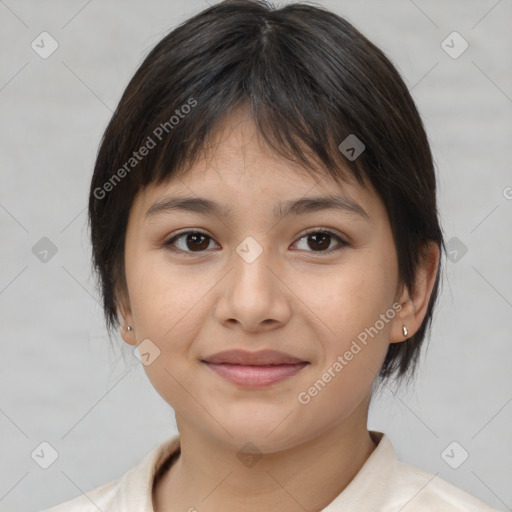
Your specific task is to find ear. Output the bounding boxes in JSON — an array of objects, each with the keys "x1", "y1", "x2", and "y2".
[
  {"x1": 390, "y1": 241, "x2": 441, "y2": 344},
  {"x1": 116, "y1": 289, "x2": 137, "y2": 347}
]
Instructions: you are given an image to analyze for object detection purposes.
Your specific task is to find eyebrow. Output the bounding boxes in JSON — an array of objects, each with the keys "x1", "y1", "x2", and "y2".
[{"x1": 145, "y1": 194, "x2": 370, "y2": 220}]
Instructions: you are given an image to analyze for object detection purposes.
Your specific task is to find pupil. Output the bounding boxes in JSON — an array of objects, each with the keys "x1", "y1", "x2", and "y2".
[
  {"x1": 309, "y1": 233, "x2": 330, "y2": 251},
  {"x1": 187, "y1": 233, "x2": 209, "y2": 251}
]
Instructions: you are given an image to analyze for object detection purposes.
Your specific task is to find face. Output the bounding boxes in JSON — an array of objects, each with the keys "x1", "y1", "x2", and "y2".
[{"x1": 120, "y1": 108, "x2": 407, "y2": 453}]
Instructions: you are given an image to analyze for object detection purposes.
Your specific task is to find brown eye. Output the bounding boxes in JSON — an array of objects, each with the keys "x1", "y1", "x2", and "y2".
[
  {"x1": 307, "y1": 232, "x2": 331, "y2": 251},
  {"x1": 165, "y1": 231, "x2": 217, "y2": 254},
  {"x1": 293, "y1": 230, "x2": 347, "y2": 253},
  {"x1": 164, "y1": 228, "x2": 347, "y2": 257},
  {"x1": 184, "y1": 233, "x2": 210, "y2": 251}
]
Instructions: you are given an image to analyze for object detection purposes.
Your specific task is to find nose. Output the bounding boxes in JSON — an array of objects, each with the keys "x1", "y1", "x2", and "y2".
[{"x1": 214, "y1": 238, "x2": 292, "y2": 333}]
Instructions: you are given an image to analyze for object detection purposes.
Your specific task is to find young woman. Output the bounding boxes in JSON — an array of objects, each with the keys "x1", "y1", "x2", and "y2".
[{"x1": 44, "y1": 1, "x2": 497, "y2": 510}]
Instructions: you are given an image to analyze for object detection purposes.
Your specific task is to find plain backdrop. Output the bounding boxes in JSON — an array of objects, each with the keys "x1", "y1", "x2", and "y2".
[{"x1": 0, "y1": 1, "x2": 511, "y2": 511}]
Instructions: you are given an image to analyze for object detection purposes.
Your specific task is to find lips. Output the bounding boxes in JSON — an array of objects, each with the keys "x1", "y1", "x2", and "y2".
[
  {"x1": 202, "y1": 349, "x2": 307, "y2": 366},
  {"x1": 201, "y1": 349, "x2": 309, "y2": 387}
]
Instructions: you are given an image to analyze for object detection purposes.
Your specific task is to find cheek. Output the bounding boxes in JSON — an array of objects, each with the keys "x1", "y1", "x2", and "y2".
[
  {"x1": 295, "y1": 248, "x2": 396, "y2": 392},
  {"x1": 126, "y1": 254, "x2": 209, "y2": 405},
  {"x1": 295, "y1": 266, "x2": 395, "y2": 422},
  {"x1": 127, "y1": 251, "x2": 208, "y2": 345},
  {"x1": 299, "y1": 252, "x2": 396, "y2": 339}
]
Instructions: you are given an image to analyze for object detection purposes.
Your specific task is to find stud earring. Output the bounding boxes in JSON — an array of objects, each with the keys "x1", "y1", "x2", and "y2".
[
  {"x1": 402, "y1": 325, "x2": 408, "y2": 337},
  {"x1": 126, "y1": 326, "x2": 133, "y2": 332}
]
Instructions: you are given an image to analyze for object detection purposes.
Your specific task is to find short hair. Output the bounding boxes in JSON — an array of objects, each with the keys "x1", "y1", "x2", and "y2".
[{"x1": 88, "y1": 0, "x2": 445, "y2": 383}]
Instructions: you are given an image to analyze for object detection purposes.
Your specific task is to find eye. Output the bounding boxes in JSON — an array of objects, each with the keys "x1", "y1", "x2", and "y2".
[
  {"x1": 163, "y1": 228, "x2": 348, "y2": 256},
  {"x1": 164, "y1": 230, "x2": 219, "y2": 255},
  {"x1": 292, "y1": 229, "x2": 348, "y2": 254}
]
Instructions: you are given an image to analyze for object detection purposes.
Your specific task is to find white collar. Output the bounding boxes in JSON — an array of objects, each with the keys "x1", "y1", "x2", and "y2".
[{"x1": 115, "y1": 431, "x2": 394, "y2": 511}]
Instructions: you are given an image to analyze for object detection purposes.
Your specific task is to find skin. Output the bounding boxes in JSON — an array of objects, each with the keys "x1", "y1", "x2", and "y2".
[{"x1": 118, "y1": 107, "x2": 440, "y2": 512}]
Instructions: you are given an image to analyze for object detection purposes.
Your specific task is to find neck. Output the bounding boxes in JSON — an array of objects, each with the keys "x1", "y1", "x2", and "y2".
[{"x1": 153, "y1": 401, "x2": 377, "y2": 512}]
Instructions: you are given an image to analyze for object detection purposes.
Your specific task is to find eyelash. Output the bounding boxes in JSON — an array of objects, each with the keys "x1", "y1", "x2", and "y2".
[{"x1": 163, "y1": 228, "x2": 348, "y2": 257}]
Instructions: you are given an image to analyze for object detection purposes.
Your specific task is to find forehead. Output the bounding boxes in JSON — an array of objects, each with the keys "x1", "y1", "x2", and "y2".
[
  {"x1": 183, "y1": 107, "x2": 355, "y2": 183},
  {"x1": 133, "y1": 107, "x2": 382, "y2": 221}
]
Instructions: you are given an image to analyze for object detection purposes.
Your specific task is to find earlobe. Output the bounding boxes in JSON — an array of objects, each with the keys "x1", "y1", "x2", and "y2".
[
  {"x1": 117, "y1": 300, "x2": 137, "y2": 346},
  {"x1": 120, "y1": 324, "x2": 137, "y2": 346},
  {"x1": 390, "y1": 241, "x2": 441, "y2": 344},
  {"x1": 389, "y1": 295, "x2": 414, "y2": 343}
]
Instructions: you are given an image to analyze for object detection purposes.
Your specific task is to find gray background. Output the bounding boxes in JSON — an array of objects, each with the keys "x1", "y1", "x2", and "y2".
[{"x1": 0, "y1": 1, "x2": 511, "y2": 511}]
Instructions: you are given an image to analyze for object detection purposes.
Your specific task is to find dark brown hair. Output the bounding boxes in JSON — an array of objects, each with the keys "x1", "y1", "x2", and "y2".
[{"x1": 88, "y1": 0, "x2": 445, "y2": 383}]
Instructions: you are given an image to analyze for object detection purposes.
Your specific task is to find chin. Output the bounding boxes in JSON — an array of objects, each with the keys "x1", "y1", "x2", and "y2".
[{"x1": 209, "y1": 408, "x2": 313, "y2": 453}]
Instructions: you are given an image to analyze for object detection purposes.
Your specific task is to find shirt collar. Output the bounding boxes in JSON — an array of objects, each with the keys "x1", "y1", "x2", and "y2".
[
  {"x1": 117, "y1": 431, "x2": 394, "y2": 512},
  {"x1": 320, "y1": 431, "x2": 396, "y2": 511},
  {"x1": 117, "y1": 433, "x2": 181, "y2": 511}
]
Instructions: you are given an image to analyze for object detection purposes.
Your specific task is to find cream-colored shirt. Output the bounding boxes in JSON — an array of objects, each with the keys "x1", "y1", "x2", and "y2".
[{"x1": 42, "y1": 432, "x2": 497, "y2": 511}]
